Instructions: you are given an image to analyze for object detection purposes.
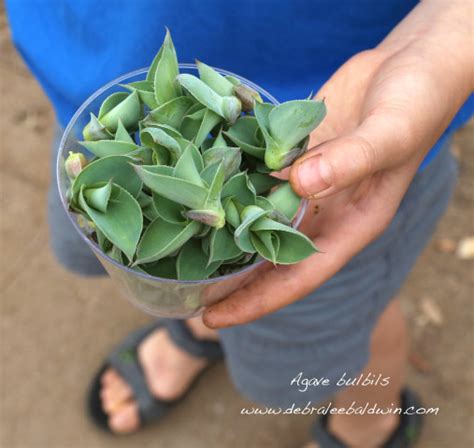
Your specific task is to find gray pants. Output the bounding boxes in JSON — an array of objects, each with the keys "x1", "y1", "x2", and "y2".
[{"x1": 49, "y1": 128, "x2": 457, "y2": 407}]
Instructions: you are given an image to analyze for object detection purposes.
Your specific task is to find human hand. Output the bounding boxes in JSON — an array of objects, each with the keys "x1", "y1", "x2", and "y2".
[{"x1": 203, "y1": 0, "x2": 473, "y2": 328}]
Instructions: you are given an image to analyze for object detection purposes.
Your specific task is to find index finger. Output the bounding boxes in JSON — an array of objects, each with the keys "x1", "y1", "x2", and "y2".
[{"x1": 202, "y1": 233, "x2": 349, "y2": 328}]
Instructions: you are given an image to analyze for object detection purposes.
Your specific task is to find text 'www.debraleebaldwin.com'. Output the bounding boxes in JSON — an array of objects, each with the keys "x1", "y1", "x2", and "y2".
[
  {"x1": 240, "y1": 401, "x2": 439, "y2": 416},
  {"x1": 240, "y1": 371, "x2": 440, "y2": 416}
]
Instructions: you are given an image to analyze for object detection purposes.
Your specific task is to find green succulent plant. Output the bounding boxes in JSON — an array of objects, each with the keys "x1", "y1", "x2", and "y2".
[{"x1": 65, "y1": 30, "x2": 326, "y2": 280}]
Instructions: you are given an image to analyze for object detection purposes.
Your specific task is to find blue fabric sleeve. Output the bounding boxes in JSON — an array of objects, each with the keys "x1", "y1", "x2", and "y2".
[{"x1": 5, "y1": 0, "x2": 472, "y2": 170}]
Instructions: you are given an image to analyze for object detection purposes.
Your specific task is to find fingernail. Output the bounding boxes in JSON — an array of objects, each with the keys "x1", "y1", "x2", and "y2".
[{"x1": 296, "y1": 154, "x2": 332, "y2": 198}]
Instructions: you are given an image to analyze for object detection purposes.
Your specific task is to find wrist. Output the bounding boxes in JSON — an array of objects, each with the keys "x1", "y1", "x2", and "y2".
[{"x1": 378, "y1": 0, "x2": 473, "y2": 103}]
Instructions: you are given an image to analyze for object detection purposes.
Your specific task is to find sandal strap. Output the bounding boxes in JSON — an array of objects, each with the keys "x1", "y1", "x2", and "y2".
[
  {"x1": 312, "y1": 413, "x2": 346, "y2": 448},
  {"x1": 164, "y1": 320, "x2": 223, "y2": 361},
  {"x1": 384, "y1": 389, "x2": 423, "y2": 448},
  {"x1": 107, "y1": 319, "x2": 222, "y2": 425},
  {"x1": 311, "y1": 388, "x2": 423, "y2": 448},
  {"x1": 108, "y1": 321, "x2": 170, "y2": 424}
]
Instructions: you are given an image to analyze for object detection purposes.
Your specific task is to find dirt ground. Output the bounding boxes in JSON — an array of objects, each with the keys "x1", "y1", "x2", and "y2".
[{"x1": 1, "y1": 7, "x2": 473, "y2": 448}]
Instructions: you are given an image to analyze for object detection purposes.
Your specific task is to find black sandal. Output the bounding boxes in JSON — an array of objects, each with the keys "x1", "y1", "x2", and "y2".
[
  {"x1": 87, "y1": 319, "x2": 223, "y2": 433},
  {"x1": 312, "y1": 388, "x2": 423, "y2": 447}
]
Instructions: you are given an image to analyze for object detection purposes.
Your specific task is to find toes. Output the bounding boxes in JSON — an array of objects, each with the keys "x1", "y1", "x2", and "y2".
[
  {"x1": 108, "y1": 373, "x2": 133, "y2": 397},
  {"x1": 108, "y1": 401, "x2": 140, "y2": 434},
  {"x1": 100, "y1": 369, "x2": 133, "y2": 414},
  {"x1": 101, "y1": 368, "x2": 120, "y2": 386},
  {"x1": 100, "y1": 369, "x2": 140, "y2": 434},
  {"x1": 101, "y1": 387, "x2": 133, "y2": 414}
]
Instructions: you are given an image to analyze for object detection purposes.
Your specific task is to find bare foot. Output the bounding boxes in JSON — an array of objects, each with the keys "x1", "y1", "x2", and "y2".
[{"x1": 99, "y1": 317, "x2": 219, "y2": 434}]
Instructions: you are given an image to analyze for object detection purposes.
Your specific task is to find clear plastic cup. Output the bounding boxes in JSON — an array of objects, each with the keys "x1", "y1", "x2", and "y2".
[{"x1": 57, "y1": 64, "x2": 307, "y2": 318}]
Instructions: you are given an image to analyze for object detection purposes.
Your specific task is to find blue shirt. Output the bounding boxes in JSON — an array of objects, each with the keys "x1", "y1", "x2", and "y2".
[{"x1": 6, "y1": 0, "x2": 472, "y2": 169}]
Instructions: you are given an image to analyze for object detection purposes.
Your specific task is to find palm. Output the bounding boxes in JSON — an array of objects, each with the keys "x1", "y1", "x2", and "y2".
[
  {"x1": 204, "y1": 42, "x2": 464, "y2": 327},
  {"x1": 298, "y1": 50, "x2": 424, "y2": 262}
]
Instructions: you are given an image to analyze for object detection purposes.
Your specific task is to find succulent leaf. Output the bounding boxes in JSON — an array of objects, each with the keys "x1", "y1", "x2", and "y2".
[
  {"x1": 249, "y1": 217, "x2": 317, "y2": 264},
  {"x1": 100, "y1": 90, "x2": 142, "y2": 132},
  {"x1": 173, "y1": 145, "x2": 205, "y2": 186},
  {"x1": 250, "y1": 231, "x2": 278, "y2": 264},
  {"x1": 225, "y1": 116, "x2": 265, "y2": 159},
  {"x1": 248, "y1": 172, "x2": 283, "y2": 194},
  {"x1": 144, "y1": 96, "x2": 194, "y2": 129},
  {"x1": 135, "y1": 218, "x2": 201, "y2": 265},
  {"x1": 177, "y1": 74, "x2": 241, "y2": 124},
  {"x1": 182, "y1": 209, "x2": 225, "y2": 228},
  {"x1": 115, "y1": 119, "x2": 135, "y2": 143},
  {"x1": 197, "y1": 60, "x2": 235, "y2": 96},
  {"x1": 185, "y1": 161, "x2": 226, "y2": 228},
  {"x1": 79, "y1": 140, "x2": 139, "y2": 157},
  {"x1": 141, "y1": 256, "x2": 178, "y2": 279},
  {"x1": 177, "y1": 238, "x2": 222, "y2": 280},
  {"x1": 122, "y1": 81, "x2": 158, "y2": 110},
  {"x1": 79, "y1": 183, "x2": 143, "y2": 260},
  {"x1": 133, "y1": 164, "x2": 208, "y2": 210},
  {"x1": 140, "y1": 126, "x2": 182, "y2": 164},
  {"x1": 81, "y1": 117, "x2": 136, "y2": 158},
  {"x1": 194, "y1": 109, "x2": 222, "y2": 147},
  {"x1": 83, "y1": 180, "x2": 112, "y2": 213},
  {"x1": 268, "y1": 100, "x2": 326, "y2": 149},
  {"x1": 255, "y1": 99, "x2": 326, "y2": 170},
  {"x1": 127, "y1": 146, "x2": 154, "y2": 164},
  {"x1": 72, "y1": 155, "x2": 142, "y2": 205},
  {"x1": 223, "y1": 198, "x2": 242, "y2": 228},
  {"x1": 266, "y1": 182, "x2": 302, "y2": 221},
  {"x1": 203, "y1": 146, "x2": 241, "y2": 180},
  {"x1": 222, "y1": 171, "x2": 257, "y2": 206},
  {"x1": 234, "y1": 205, "x2": 269, "y2": 253},
  {"x1": 99, "y1": 92, "x2": 129, "y2": 119},
  {"x1": 233, "y1": 206, "x2": 317, "y2": 264},
  {"x1": 212, "y1": 130, "x2": 228, "y2": 148},
  {"x1": 154, "y1": 30, "x2": 182, "y2": 104},
  {"x1": 152, "y1": 192, "x2": 186, "y2": 224},
  {"x1": 209, "y1": 226, "x2": 242, "y2": 264},
  {"x1": 82, "y1": 113, "x2": 113, "y2": 141}
]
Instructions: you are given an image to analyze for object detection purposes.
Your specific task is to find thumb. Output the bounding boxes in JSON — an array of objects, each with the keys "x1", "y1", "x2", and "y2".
[{"x1": 290, "y1": 113, "x2": 411, "y2": 199}]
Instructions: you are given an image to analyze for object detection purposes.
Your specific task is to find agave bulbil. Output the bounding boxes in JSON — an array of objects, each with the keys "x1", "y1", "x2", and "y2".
[{"x1": 65, "y1": 30, "x2": 326, "y2": 281}]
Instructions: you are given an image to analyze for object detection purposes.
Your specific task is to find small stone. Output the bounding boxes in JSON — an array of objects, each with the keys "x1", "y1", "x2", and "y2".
[
  {"x1": 414, "y1": 314, "x2": 429, "y2": 328},
  {"x1": 436, "y1": 238, "x2": 457, "y2": 253},
  {"x1": 456, "y1": 237, "x2": 474, "y2": 260},
  {"x1": 420, "y1": 297, "x2": 444, "y2": 326}
]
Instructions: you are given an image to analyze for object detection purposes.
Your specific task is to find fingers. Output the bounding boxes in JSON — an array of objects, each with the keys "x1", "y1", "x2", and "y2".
[
  {"x1": 202, "y1": 163, "x2": 415, "y2": 329},
  {"x1": 202, "y1": 231, "x2": 361, "y2": 328},
  {"x1": 203, "y1": 263, "x2": 305, "y2": 328},
  {"x1": 290, "y1": 112, "x2": 413, "y2": 199}
]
